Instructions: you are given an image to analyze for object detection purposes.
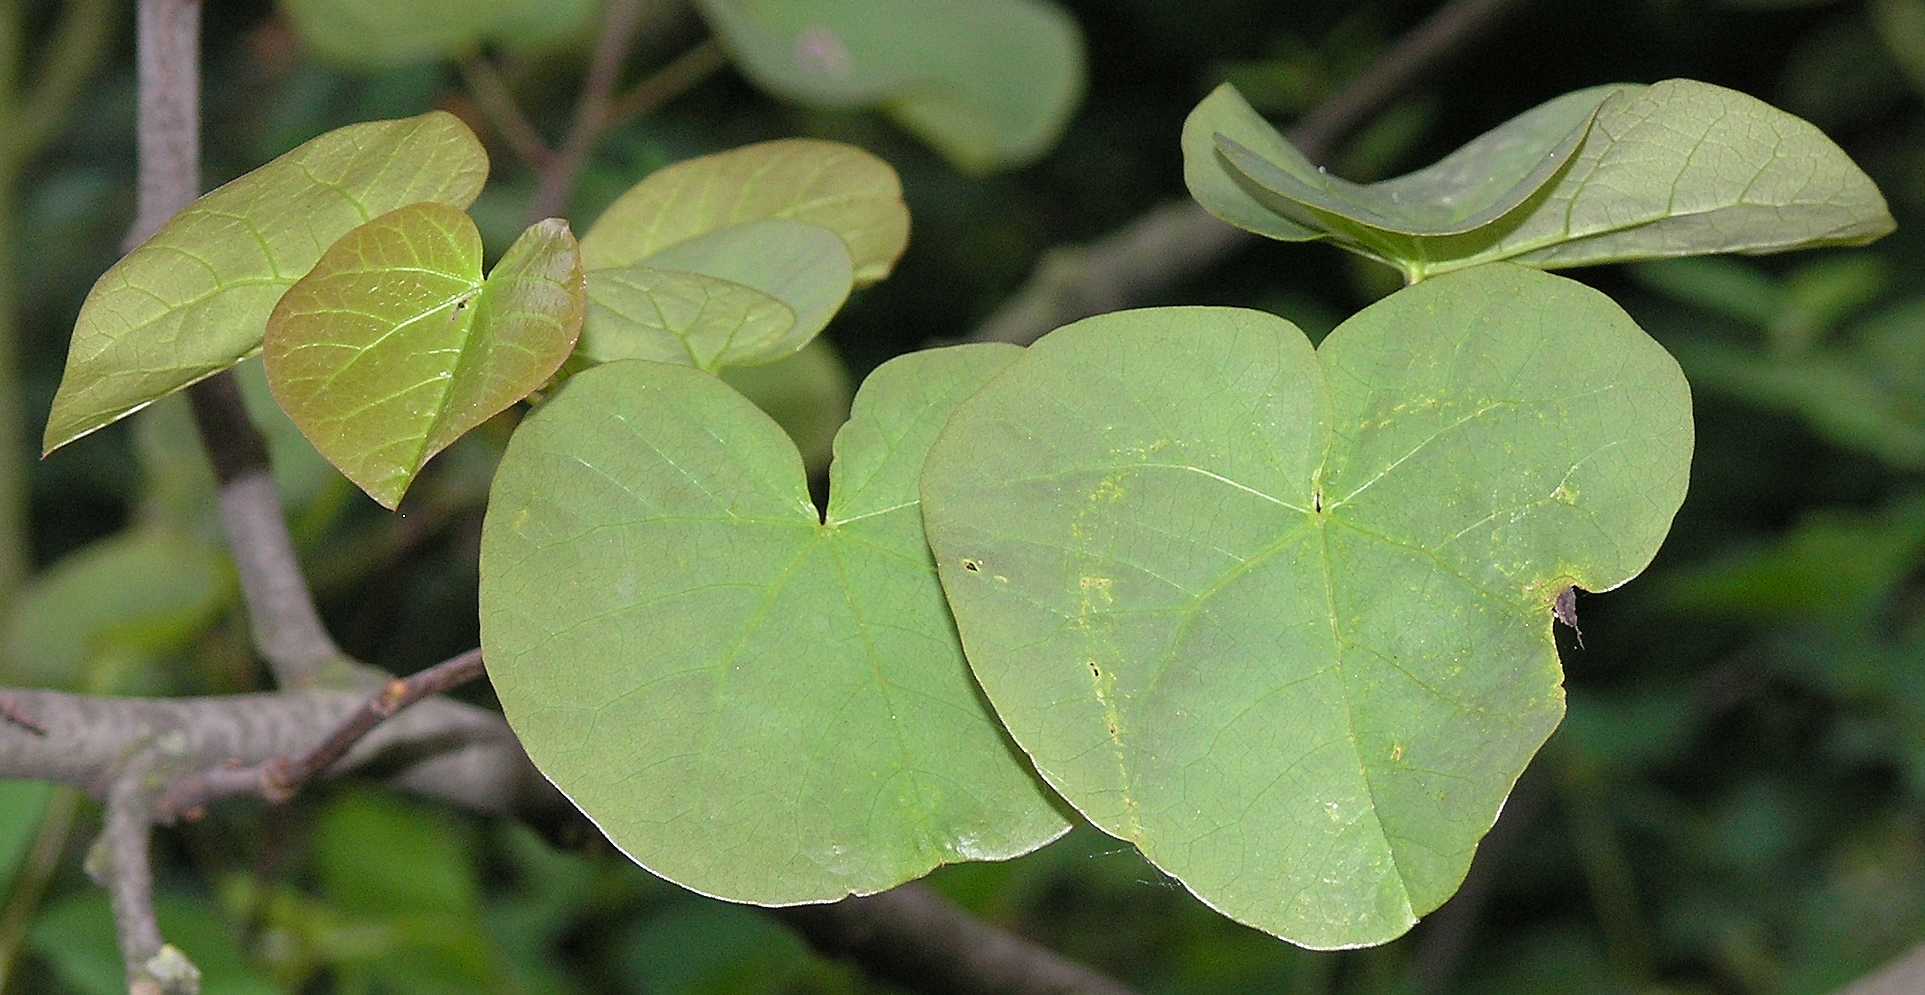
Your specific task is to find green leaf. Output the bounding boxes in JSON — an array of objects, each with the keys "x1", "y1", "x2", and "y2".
[
  {"x1": 693, "y1": 0, "x2": 1086, "y2": 171},
  {"x1": 0, "y1": 781, "x2": 54, "y2": 899},
  {"x1": 30, "y1": 893, "x2": 280, "y2": 995},
  {"x1": 720, "y1": 337, "x2": 854, "y2": 477},
  {"x1": 580, "y1": 220, "x2": 853, "y2": 372},
  {"x1": 315, "y1": 792, "x2": 480, "y2": 917},
  {"x1": 1676, "y1": 296, "x2": 1925, "y2": 468},
  {"x1": 1659, "y1": 494, "x2": 1925, "y2": 624},
  {"x1": 1873, "y1": 0, "x2": 1925, "y2": 97},
  {"x1": 264, "y1": 205, "x2": 585, "y2": 509},
  {"x1": 581, "y1": 139, "x2": 906, "y2": 285},
  {"x1": 1, "y1": 529, "x2": 231, "y2": 691},
  {"x1": 44, "y1": 112, "x2": 488, "y2": 454},
  {"x1": 1207, "y1": 82, "x2": 1606, "y2": 238},
  {"x1": 480, "y1": 346, "x2": 1069, "y2": 905},
  {"x1": 919, "y1": 264, "x2": 1693, "y2": 947},
  {"x1": 1185, "y1": 80, "x2": 1895, "y2": 279},
  {"x1": 279, "y1": 0, "x2": 596, "y2": 70}
]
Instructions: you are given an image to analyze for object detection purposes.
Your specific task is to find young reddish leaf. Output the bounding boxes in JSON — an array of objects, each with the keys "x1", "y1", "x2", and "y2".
[{"x1": 265, "y1": 204, "x2": 584, "y2": 509}]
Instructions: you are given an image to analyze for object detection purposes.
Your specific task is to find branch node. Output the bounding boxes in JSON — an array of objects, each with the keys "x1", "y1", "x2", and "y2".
[{"x1": 0, "y1": 694, "x2": 48, "y2": 736}]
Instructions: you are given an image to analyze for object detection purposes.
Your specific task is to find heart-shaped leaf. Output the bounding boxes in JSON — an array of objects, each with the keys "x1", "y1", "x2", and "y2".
[
  {"x1": 264, "y1": 204, "x2": 584, "y2": 509},
  {"x1": 919, "y1": 264, "x2": 1693, "y2": 948},
  {"x1": 692, "y1": 0, "x2": 1086, "y2": 172},
  {"x1": 44, "y1": 112, "x2": 488, "y2": 454},
  {"x1": 480, "y1": 346, "x2": 1070, "y2": 905},
  {"x1": 579, "y1": 220, "x2": 853, "y2": 372},
  {"x1": 1186, "y1": 79, "x2": 1894, "y2": 280}
]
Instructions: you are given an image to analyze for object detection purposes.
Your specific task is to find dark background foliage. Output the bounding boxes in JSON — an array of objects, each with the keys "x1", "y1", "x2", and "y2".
[{"x1": 4, "y1": 0, "x2": 1923, "y2": 991}]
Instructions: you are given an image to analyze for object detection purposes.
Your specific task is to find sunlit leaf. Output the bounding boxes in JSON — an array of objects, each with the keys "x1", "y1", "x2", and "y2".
[
  {"x1": 1185, "y1": 80, "x2": 1895, "y2": 279},
  {"x1": 693, "y1": 0, "x2": 1086, "y2": 171},
  {"x1": 920, "y1": 264, "x2": 1693, "y2": 947},
  {"x1": 45, "y1": 112, "x2": 488, "y2": 454},
  {"x1": 480, "y1": 347, "x2": 1070, "y2": 904},
  {"x1": 264, "y1": 205, "x2": 585, "y2": 508}
]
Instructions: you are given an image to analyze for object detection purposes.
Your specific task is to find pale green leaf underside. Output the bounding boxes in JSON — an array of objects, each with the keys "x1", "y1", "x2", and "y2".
[
  {"x1": 479, "y1": 347, "x2": 1070, "y2": 905},
  {"x1": 919, "y1": 264, "x2": 1693, "y2": 948},
  {"x1": 1185, "y1": 79, "x2": 1895, "y2": 279},
  {"x1": 693, "y1": 0, "x2": 1085, "y2": 172},
  {"x1": 265, "y1": 204, "x2": 584, "y2": 508},
  {"x1": 581, "y1": 139, "x2": 907, "y2": 285},
  {"x1": 1214, "y1": 85, "x2": 1606, "y2": 237},
  {"x1": 45, "y1": 112, "x2": 488, "y2": 454}
]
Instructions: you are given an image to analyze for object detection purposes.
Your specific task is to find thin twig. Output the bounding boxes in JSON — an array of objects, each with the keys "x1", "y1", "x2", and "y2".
[
  {"x1": 965, "y1": 0, "x2": 1531, "y2": 346},
  {"x1": 130, "y1": 0, "x2": 340, "y2": 689},
  {"x1": 97, "y1": 755, "x2": 200, "y2": 995},
  {"x1": 186, "y1": 379, "x2": 343, "y2": 688},
  {"x1": 526, "y1": 0, "x2": 650, "y2": 222},
  {"x1": 124, "y1": 0, "x2": 199, "y2": 253},
  {"x1": 599, "y1": 38, "x2": 727, "y2": 129},
  {"x1": 774, "y1": 884, "x2": 1141, "y2": 995},
  {"x1": 457, "y1": 56, "x2": 556, "y2": 170},
  {"x1": 159, "y1": 650, "x2": 487, "y2": 816}
]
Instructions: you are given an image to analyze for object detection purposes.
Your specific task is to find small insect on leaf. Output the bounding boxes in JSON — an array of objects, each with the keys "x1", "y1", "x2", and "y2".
[{"x1": 1554, "y1": 585, "x2": 1584, "y2": 648}]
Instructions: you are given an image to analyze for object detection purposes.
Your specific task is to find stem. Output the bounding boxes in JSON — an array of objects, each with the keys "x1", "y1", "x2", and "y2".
[
  {"x1": 159, "y1": 650, "x2": 487, "y2": 815},
  {"x1": 965, "y1": 0, "x2": 1532, "y2": 345},
  {"x1": 774, "y1": 884, "x2": 1141, "y2": 995},
  {"x1": 458, "y1": 56, "x2": 556, "y2": 171},
  {"x1": 599, "y1": 38, "x2": 727, "y2": 129},
  {"x1": 98, "y1": 754, "x2": 200, "y2": 995},
  {"x1": 525, "y1": 0, "x2": 649, "y2": 222},
  {"x1": 186, "y1": 379, "x2": 344, "y2": 688}
]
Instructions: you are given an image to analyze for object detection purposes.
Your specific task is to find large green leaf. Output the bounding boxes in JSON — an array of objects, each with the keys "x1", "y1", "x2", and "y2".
[
  {"x1": 279, "y1": 0, "x2": 596, "y2": 69},
  {"x1": 44, "y1": 112, "x2": 488, "y2": 454},
  {"x1": 693, "y1": 0, "x2": 1085, "y2": 172},
  {"x1": 480, "y1": 346, "x2": 1069, "y2": 905},
  {"x1": 1185, "y1": 80, "x2": 1894, "y2": 280},
  {"x1": 264, "y1": 205, "x2": 585, "y2": 508},
  {"x1": 919, "y1": 264, "x2": 1693, "y2": 947}
]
